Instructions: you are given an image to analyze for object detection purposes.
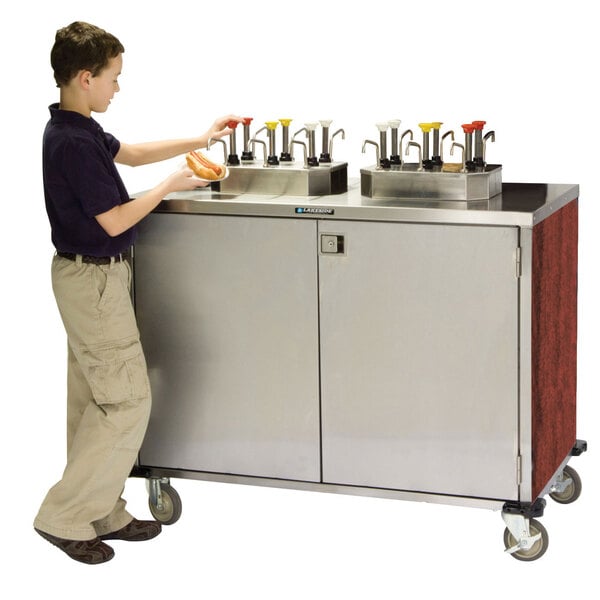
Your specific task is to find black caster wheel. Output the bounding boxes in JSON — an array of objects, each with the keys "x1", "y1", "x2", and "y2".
[
  {"x1": 549, "y1": 465, "x2": 582, "y2": 504},
  {"x1": 503, "y1": 518, "x2": 549, "y2": 561},
  {"x1": 148, "y1": 482, "x2": 182, "y2": 525}
]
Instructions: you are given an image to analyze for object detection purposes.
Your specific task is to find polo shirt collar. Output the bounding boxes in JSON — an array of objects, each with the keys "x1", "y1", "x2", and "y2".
[{"x1": 48, "y1": 103, "x2": 103, "y2": 134}]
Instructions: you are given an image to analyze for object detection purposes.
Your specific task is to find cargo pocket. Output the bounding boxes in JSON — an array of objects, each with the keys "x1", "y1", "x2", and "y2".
[{"x1": 82, "y1": 338, "x2": 150, "y2": 406}]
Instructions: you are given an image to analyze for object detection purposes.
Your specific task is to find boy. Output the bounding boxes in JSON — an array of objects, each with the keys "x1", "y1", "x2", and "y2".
[{"x1": 34, "y1": 20, "x2": 243, "y2": 564}]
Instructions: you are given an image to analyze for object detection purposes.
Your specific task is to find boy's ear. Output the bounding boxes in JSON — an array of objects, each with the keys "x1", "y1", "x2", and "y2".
[{"x1": 77, "y1": 70, "x2": 93, "y2": 90}]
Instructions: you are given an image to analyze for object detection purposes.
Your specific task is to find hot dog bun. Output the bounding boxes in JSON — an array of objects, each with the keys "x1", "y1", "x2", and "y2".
[{"x1": 186, "y1": 150, "x2": 226, "y2": 180}]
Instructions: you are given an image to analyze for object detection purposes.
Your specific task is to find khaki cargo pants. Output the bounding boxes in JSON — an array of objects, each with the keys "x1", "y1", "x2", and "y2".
[{"x1": 34, "y1": 254, "x2": 151, "y2": 541}]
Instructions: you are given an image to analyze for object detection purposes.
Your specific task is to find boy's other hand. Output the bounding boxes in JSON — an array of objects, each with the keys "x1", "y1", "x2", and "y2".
[
  {"x1": 205, "y1": 114, "x2": 245, "y2": 141},
  {"x1": 165, "y1": 166, "x2": 209, "y2": 193}
]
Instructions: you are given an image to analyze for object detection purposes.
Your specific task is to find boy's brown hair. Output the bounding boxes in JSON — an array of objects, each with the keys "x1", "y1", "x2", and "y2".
[{"x1": 51, "y1": 21, "x2": 125, "y2": 87}]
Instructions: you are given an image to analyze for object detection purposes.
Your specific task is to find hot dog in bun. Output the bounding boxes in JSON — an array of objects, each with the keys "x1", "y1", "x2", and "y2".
[{"x1": 186, "y1": 150, "x2": 226, "y2": 180}]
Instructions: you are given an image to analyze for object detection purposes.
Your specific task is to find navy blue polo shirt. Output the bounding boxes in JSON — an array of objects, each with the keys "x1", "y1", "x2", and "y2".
[{"x1": 43, "y1": 103, "x2": 135, "y2": 256}]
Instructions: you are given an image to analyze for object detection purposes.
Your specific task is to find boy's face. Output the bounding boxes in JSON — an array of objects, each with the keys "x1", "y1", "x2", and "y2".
[{"x1": 88, "y1": 54, "x2": 122, "y2": 113}]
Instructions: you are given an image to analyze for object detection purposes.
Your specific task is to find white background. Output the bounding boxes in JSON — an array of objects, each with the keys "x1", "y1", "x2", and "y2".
[{"x1": 1, "y1": 0, "x2": 598, "y2": 597}]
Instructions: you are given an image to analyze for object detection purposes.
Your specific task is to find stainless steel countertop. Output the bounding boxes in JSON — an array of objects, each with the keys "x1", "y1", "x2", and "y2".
[{"x1": 136, "y1": 180, "x2": 579, "y2": 228}]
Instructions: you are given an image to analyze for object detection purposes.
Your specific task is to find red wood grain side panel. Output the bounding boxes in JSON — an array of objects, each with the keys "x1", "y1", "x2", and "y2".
[{"x1": 531, "y1": 199, "x2": 578, "y2": 499}]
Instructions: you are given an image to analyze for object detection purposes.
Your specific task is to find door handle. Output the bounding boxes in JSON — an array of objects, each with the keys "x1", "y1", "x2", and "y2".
[{"x1": 321, "y1": 234, "x2": 345, "y2": 255}]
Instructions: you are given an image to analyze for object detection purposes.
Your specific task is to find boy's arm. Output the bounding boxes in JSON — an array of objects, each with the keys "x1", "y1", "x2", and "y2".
[
  {"x1": 114, "y1": 114, "x2": 243, "y2": 167},
  {"x1": 115, "y1": 138, "x2": 203, "y2": 167}
]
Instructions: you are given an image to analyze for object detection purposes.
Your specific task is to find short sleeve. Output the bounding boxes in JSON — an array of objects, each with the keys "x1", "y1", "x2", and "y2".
[
  {"x1": 62, "y1": 137, "x2": 122, "y2": 218},
  {"x1": 104, "y1": 131, "x2": 121, "y2": 158}
]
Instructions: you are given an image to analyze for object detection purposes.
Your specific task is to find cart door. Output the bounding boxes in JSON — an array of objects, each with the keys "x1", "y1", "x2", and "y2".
[
  {"x1": 135, "y1": 213, "x2": 321, "y2": 482},
  {"x1": 318, "y1": 220, "x2": 520, "y2": 500}
]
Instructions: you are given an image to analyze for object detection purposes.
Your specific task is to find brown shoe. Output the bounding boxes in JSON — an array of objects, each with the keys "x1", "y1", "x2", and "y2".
[
  {"x1": 35, "y1": 528, "x2": 114, "y2": 564},
  {"x1": 99, "y1": 518, "x2": 162, "y2": 542}
]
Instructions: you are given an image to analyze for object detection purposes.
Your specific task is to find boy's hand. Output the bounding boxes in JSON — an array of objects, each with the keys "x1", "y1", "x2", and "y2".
[
  {"x1": 164, "y1": 166, "x2": 209, "y2": 192},
  {"x1": 205, "y1": 114, "x2": 245, "y2": 141}
]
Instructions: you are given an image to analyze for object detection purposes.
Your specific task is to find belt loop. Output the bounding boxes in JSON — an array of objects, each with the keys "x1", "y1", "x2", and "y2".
[
  {"x1": 75, "y1": 254, "x2": 83, "y2": 267},
  {"x1": 109, "y1": 255, "x2": 116, "y2": 268}
]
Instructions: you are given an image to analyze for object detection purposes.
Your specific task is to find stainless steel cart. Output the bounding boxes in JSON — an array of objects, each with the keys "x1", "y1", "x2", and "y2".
[{"x1": 131, "y1": 180, "x2": 586, "y2": 561}]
